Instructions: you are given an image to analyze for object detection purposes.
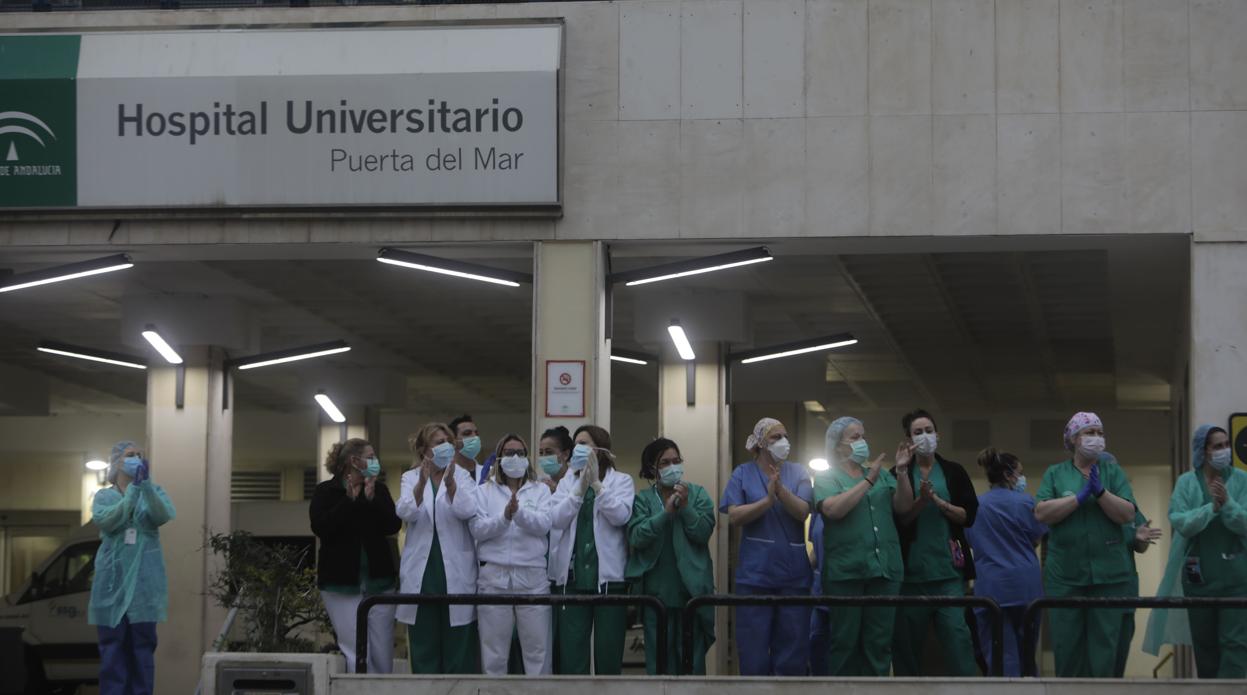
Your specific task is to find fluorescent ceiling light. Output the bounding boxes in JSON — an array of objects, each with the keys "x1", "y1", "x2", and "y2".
[
  {"x1": 141, "y1": 327, "x2": 183, "y2": 365},
  {"x1": 37, "y1": 341, "x2": 147, "y2": 370},
  {"x1": 733, "y1": 333, "x2": 858, "y2": 364},
  {"x1": 231, "y1": 341, "x2": 351, "y2": 370},
  {"x1": 667, "y1": 321, "x2": 696, "y2": 361},
  {"x1": 809, "y1": 458, "x2": 829, "y2": 472},
  {"x1": 804, "y1": 400, "x2": 826, "y2": 413},
  {"x1": 0, "y1": 253, "x2": 133, "y2": 293},
  {"x1": 85, "y1": 459, "x2": 109, "y2": 471},
  {"x1": 377, "y1": 248, "x2": 531, "y2": 287},
  {"x1": 314, "y1": 392, "x2": 347, "y2": 423},
  {"x1": 610, "y1": 354, "x2": 648, "y2": 366},
  {"x1": 609, "y1": 247, "x2": 772, "y2": 287}
]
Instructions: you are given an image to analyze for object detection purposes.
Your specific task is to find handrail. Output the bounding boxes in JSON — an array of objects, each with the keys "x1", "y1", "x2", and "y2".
[
  {"x1": 354, "y1": 592, "x2": 667, "y2": 674},
  {"x1": 1152, "y1": 650, "x2": 1174, "y2": 679},
  {"x1": 682, "y1": 593, "x2": 1005, "y2": 677},
  {"x1": 1021, "y1": 596, "x2": 1247, "y2": 677}
]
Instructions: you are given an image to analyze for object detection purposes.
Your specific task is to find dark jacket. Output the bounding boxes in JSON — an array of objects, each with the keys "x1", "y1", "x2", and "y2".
[
  {"x1": 896, "y1": 455, "x2": 979, "y2": 580},
  {"x1": 309, "y1": 477, "x2": 402, "y2": 588}
]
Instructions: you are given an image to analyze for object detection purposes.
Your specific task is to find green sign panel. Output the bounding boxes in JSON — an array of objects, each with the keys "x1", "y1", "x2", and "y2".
[{"x1": 0, "y1": 35, "x2": 79, "y2": 208}]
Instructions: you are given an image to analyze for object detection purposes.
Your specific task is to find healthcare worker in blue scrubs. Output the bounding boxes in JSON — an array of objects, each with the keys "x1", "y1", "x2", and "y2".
[
  {"x1": 89, "y1": 440, "x2": 176, "y2": 695},
  {"x1": 965, "y1": 447, "x2": 1047, "y2": 677},
  {"x1": 719, "y1": 417, "x2": 814, "y2": 676}
]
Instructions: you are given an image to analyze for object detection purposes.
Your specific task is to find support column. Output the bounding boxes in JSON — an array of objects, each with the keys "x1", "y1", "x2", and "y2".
[
  {"x1": 145, "y1": 347, "x2": 231, "y2": 695},
  {"x1": 658, "y1": 341, "x2": 730, "y2": 675},
  {"x1": 532, "y1": 241, "x2": 610, "y2": 436},
  {"x1": 1190, "y1": 240, "x2": 1247, "y2": 431}
]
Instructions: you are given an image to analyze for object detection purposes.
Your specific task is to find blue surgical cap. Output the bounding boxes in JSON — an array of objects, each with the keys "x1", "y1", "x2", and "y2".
[
  {"x1": 825, "y1": 416, "x2": 863, "y2": 459},
  {"x1": 110, "y1": 440, "x2": 139, "y2": 467},
  {"x1": 1191, "y1": 425, "x2": 1224, "y2": 469}
]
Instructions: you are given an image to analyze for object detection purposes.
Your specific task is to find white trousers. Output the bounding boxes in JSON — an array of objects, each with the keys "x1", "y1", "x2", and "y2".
[
  {"x1": 477, "y1": 563, "x2": 551, "y2": 675},
  {"x1": 321, "y1": 590, "x2": 396, "y2": 674}
]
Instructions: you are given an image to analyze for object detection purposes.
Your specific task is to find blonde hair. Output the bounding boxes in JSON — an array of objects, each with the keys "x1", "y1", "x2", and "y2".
[
  {"x1": 325, "y1": 438, "x2": 370, "y2": 477},
  {"x1": 490, "y1": 434, "x2": 536, "y2": 484},
  {"x1": 408, "y1": 423, "x2": 454, "y2": 468}
]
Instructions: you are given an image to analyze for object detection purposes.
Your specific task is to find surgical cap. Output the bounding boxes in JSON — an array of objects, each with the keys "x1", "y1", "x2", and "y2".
[
  {"x1": 825, "y1": 416, "x2": 863, "y2": 459},
  {"x1": 1191, "y1": 424, "x2": 1225, "y2": 469},
  {"x1": 1063, "y1": 412, "x2": 1102, "y2": 451},
  {"x1": 746, "y1": 418, "x2": 783, "y2": 451},
  {"x1": 108, "y1": 440, "x2": 139, "y2": 484}
]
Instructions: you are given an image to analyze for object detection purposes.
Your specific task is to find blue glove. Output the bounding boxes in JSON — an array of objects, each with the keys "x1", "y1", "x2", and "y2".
[
  {"x1": 134, "y1": 459, "x2": 150, "y2": 484},
  {"x1": 1075, "y1": 480, "x2": 1094, "y2": 505},
  {"x1": 1088, "y1": 463, "x2": 1104, "y2": 498}
]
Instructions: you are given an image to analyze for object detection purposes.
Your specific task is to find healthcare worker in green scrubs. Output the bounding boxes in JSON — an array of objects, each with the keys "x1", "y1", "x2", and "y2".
[
  {"x1": 549, "y1": 425, "x2": 635, "y2": 674},
  {"x1": 1144, "y1": 424, "x2": 1247, "y2": 678},
  {"x1": 626, "y1": 437, "x2": 715, "y2": 674},
  {"x1": 1034, "y1": 412, "x2": 1139, "y2": 677},
  {"x1": 396, "y1": 422, "x2": 481, "y2": 674},
  {"x1": 891, "y1": 409, "x2": 980, "y2": 676},
  {"x1": 814, "y1": 416, "x2": 915, "y2": 677}
]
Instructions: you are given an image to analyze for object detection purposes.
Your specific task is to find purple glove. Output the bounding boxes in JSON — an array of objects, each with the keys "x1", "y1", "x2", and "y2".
[
  {"x1": 134, "y1": 459, "x2": 150, "y2": 484},
  {"x1": 1075, "y1": 480, "x2": 1094, "y2": 505},
  {"x1": 1088, "y1": 463, "x2": 1104, "y2": 498}
]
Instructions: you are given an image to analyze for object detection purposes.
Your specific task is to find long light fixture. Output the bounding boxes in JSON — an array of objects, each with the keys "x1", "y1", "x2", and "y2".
[
  {"x1": 377, "y1": 248, "x2": 532, "y2": 287},
  {"x1": 609, "y1": 247, "x2": 772, "y2": 287},
  {"x1": 141, "y1": 326, "x2": 183, "y2": 365},
  {"x1": 667, "y1": 320, "x2": 696, "y2": 361},
  {"x1": 229, "y1": 340, "x2": 351, "y2": 371},
  {"x1": 0, "y1": 253, "x2": 134, "y2": 293},
  {"x1": 85, "y1": 459, "x2": 109, "y2": 471},
  {"x1": 37, "y1": 341, "x2": 147, "y2": 370},
  {"x1": 609, "y1": 348, "x2": 655, "y2": 366},
  {"x1": 314, "y1": 392, "x2": 347, "y2": 423},
  {"x1": 732, "y1": 333, "x2": 858, "y2": 364}
]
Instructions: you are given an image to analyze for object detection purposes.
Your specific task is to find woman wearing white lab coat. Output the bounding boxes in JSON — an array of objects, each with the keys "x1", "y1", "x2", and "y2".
[
  {"x1": 548, "y1": 425, "x2": 635, "y2": 674},
  {"x1": 471, "y1": 434, "x2": 554, "y2": 675},
  {"x1": 395, "y1": 422, "x2": 480, "y2": 673}
]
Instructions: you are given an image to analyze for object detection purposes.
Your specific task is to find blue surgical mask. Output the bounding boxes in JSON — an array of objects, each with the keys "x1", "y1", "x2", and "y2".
[
  {"x1": 123, "y1": 456, "x2": 142, "y2": 477},
  {"x1": 659, "y1": 464, "x2": 684, "y2": 488},
  {"x1": 1210, "y1": 449, "x2": 1233, "y2": 471},
  {"x1": 1013, "y1": 475, "x2": 1028, "y2": 494},
  {"x1": 850, "y1": 439, "x2": 870, "y2": 465},
  {"x1": 363, "y1": 457, "x2": 381, "y2": 478},
  {"x1": 569, "y1": 444, "x2": 593, "y2": 471},
  {"x1": 539, "y1": 455, "x2": 562, "y2": 476},
  {"x1": 432, "y1": 442, "x2": 455, "y2": 469},
  {"x1": 459, "y1": 435, "x2": 482, "y2": 461}
]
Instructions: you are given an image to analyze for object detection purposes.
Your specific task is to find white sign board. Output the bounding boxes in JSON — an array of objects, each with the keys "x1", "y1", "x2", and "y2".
[{"x1": 545, "y1": 360, "x2": 585, "y2": 418}]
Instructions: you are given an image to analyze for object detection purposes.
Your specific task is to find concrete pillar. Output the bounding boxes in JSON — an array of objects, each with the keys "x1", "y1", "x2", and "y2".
[
  {"x1": 145, "y1": 347, "x2": 231, "y2": 695},
  {"x1": 531, "y1": 241, "x2": 611, "y2": 437},
  {"x1": 658, "y1": 341, "x2": 730, "y2": 674},
  {"x1": 1189, "y1": 240, "x2": 1247, "y2": 432}
]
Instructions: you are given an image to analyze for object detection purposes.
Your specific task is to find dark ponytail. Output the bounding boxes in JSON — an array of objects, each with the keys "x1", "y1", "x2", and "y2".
[
  {"x1": 541, "y1": 425, "x2": 574, "y2": 455},
  {"x1": 977, "y1": 447, "x2": 1018, "y2": 486}
]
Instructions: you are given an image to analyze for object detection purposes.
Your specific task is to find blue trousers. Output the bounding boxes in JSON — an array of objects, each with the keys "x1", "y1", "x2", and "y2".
[
  {"x1": 735, "y1": 583, "x2": 812, "y2": 676},
  {"x1": 809, "y1": 607, "x2": 831, "y2": 676},
  {"x1": 97, "y1": 616, "x2": 157, "y2": 695},
  {"x1": 975, "y1": 605, "x2": 1037, "y2": 678}
]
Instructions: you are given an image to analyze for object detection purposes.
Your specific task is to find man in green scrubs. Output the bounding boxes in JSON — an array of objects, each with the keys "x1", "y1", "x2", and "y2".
[{"x1": 1035, "y1": 412, "x2": 1138, "y2": 678}]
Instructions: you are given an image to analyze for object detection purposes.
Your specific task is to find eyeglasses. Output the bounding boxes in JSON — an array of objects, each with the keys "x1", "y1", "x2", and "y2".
[{"x1": 501, "y1": 449, "x2": 527, "y2": 457}]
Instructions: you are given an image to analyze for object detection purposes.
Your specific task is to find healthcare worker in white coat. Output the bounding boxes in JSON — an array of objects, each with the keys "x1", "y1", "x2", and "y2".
[
  {"x1": 471, "y1": 434, "x2": 554, "y2": 675},
  {"x1": 548, "y1": 424, "x2": 635, "y2": 674},
  {"x1": 396, "y1": 422, "x2": 480, "y2": 673}
]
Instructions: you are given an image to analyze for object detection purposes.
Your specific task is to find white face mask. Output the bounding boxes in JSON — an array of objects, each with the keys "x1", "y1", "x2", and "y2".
[
  {"x1": 1209, "y1": 449, "x2": 1233, "y2": 471},
  {"x1": 767, "y1": 437, "x2": 791, "y2": 463},
  {"x1": 1077, "y1": 435, "x2": 1106, "y2": 458},
  {"x1": 912, "y1": 432, "x2": 938, "y2": 457},
  {"x1": 500, "y1": 455, "x2": 530, "y2": 479}
]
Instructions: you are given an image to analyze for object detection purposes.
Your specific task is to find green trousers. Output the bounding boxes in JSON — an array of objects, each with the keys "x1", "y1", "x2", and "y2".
[
  {"x1": 1186, "y1": 596, "x2": 1247, "y2": 678},
  {"x1": 642, "y1": 606, "x2": 706, "y2": 675},
  {"x1": 824, "y1": 577, "x2": 901, "y2": 677},
  {"x1": 1115, "y1": 611, "x2": 1135, "y2": 677},
  {"x1": 892, "y1": 578, "x2": 979, "y2": 676},
  {"x1": 1045, "y1": 580, "x2": 1132, "y2": 678},
  {"x1": 407, "y1": 620, "x2": 478, "y2": 674},
  {"x1": 556, "y1": 583, "x2": 628, "y2": 675}
]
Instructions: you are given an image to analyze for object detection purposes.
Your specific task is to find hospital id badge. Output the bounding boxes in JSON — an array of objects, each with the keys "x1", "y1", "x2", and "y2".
[{"x1": 124, "y1": 528, "x2": 137, "y2": 545}]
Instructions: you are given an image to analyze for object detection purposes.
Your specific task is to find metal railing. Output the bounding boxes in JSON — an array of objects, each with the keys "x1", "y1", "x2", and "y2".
[
  {"x1": 355, "y1": 592, "x2": 668, "y2": 675},
  {"x1": 1021, "y1": 596, "x2": 1247, "y2": 677},
  {"x1": 8, "y1": 0, "x2": 562, "y2": 12},
  {"x1": 682, "y1": 593, "x2": 1006, "y2": 677}
]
